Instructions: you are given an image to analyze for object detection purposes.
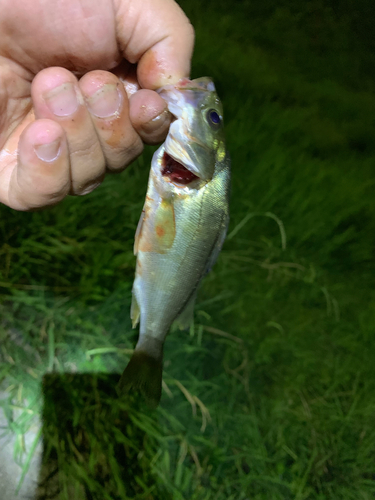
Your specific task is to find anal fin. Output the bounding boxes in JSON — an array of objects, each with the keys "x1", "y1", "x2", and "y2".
[{"x1": 173, "y1": 291, "x2": 197, "y2": 331}]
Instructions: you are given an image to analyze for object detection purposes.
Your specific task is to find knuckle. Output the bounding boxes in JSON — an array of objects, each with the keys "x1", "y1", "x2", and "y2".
[{"x1": 107, "y1": 135, "x2": 144, "y2": 172}]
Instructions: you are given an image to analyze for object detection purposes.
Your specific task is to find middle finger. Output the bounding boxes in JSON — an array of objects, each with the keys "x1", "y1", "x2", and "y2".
[{"x1": 79, "y1": 69, "x2": 143, "y2": 172}]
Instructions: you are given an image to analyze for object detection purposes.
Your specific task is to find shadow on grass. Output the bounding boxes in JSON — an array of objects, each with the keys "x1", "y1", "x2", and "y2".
[{"x1": 36, "y1": 373, "x2": 165, "y2": 500}]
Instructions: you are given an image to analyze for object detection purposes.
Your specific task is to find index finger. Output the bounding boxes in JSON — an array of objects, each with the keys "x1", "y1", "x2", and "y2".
[{"x1": 113, "y1": 0, "x2": 195, "y2": 89}]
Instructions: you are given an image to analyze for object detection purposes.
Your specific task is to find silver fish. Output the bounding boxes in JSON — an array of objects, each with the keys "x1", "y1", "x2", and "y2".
[{"x1": 119, "y1": 77, "x2": 231, "y2": 406}]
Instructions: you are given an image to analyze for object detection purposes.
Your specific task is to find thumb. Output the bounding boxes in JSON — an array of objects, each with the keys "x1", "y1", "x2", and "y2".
[{"x1": 113, "y1": 0, "x2": 194, "y2": 89}]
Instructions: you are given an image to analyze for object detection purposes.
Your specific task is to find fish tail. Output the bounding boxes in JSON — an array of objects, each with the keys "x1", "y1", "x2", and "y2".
[{"x1": 118, "y1": 336, "x2": 163, "y2": 408}]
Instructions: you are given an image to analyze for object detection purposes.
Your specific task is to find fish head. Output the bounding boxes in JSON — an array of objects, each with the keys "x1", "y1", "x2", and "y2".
[{"x1": 158, "y1": 77, "x2": 226, "y2": 183}]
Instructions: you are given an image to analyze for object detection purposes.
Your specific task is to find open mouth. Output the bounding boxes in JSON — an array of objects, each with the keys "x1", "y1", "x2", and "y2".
[{"x1": 161, "y1": 152, "x2": 198, "y2": 185}]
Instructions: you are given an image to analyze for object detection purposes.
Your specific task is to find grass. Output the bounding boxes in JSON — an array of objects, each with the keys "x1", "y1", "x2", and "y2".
[{"x1": 1, "y1": 0, "x2": 375, "y2": 498}]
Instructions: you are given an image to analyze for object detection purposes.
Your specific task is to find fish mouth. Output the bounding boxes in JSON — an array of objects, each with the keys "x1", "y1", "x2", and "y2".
[{"x1": 161, "y1": 152, "x2": 199, "y2": 186}]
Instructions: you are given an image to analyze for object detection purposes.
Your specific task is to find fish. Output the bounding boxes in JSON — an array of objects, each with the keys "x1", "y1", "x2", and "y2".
[{"x1": 118, "y1": 77, "x2": 231, "y2": 407}]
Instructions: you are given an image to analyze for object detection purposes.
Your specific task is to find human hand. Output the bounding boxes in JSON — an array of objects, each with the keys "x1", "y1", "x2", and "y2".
[{"x1": 0, "y1": 0, "x2": 194, "y2": 210}]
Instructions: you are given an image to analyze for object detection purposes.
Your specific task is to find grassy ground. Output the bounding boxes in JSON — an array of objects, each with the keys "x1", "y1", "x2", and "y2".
[{"x1": 1, "y1": 0, "x2": 375, "y2": 498}]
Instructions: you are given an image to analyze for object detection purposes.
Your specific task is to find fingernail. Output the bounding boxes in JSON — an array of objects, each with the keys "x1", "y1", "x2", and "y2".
[
  {"x1": 34, "y1": 139, "x2": 61, "y2": 162},
  {"x1": 141, "y1": 108, "x2": 170, "y2": 134},
  {"x1": 44, "y1": 83, "x2": 78, "y2": 117},
  {"x1": 77, "y1": 180, "x2": 102, "y2": 196},
  {"x1": 86, "y1": 84, "x2": 122, "y2": 118}
]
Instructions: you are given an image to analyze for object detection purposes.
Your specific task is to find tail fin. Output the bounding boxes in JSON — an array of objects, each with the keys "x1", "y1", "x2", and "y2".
[{"x1": 118, "y1": 340, "x2": 163, "y2": 408}]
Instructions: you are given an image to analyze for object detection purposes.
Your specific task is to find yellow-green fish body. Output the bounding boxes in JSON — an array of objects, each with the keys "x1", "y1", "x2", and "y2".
[{"x1": 119, "y1": 78, "x2": 230, "y2": 406}]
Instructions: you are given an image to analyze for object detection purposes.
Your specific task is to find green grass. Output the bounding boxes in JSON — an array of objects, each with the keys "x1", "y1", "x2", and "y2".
[{"x1": 1, "y1": 0, "x2": 375, "y2": 498}]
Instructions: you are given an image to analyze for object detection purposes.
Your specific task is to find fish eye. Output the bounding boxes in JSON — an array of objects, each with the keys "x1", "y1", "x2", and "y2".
[{"x1": 206, "y1": 109, "x2": 222, "y2": 129}]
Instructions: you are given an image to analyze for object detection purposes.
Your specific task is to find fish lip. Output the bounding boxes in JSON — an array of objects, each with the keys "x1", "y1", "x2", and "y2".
[{"x1": 157, "y1": 77, "x2": 216, "y2": 94}]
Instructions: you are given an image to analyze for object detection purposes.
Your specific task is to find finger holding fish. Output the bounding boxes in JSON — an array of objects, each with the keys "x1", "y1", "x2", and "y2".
[{"x1": 129, "y1": 89, "x2": 172, "y2": 145}]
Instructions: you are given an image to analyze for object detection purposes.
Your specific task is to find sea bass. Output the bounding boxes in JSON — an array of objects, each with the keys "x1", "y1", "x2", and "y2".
[{"x1": 119, "y1": 77, "x2": 230, "y2": 406}]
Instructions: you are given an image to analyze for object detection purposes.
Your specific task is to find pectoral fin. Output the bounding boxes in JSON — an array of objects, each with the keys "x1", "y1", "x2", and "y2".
[
  {"x1": 137, "y1": 198, "x2": 176, "y2": 254},
  {"x1": 134, "y1": 210, "x2": 145, "y2": 256},
  {"x1": 153, "y1": 198, "x2": 176, "y2": 251}
]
